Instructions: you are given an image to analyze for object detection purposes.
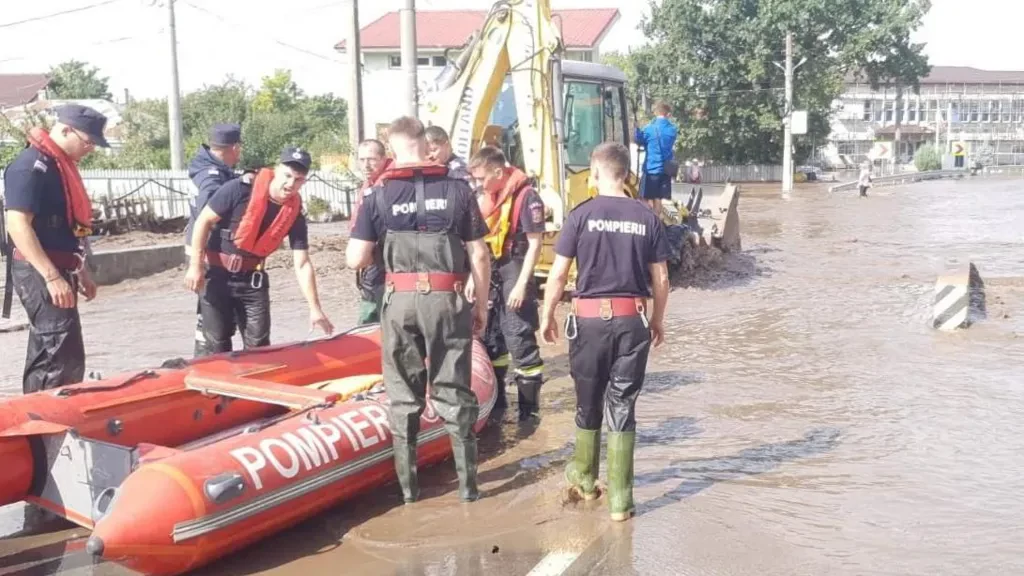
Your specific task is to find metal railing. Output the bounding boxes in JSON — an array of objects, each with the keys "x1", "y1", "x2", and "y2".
[
  {"x1": 694, "y1": 164, "x2": 783, "y2": 183},
  {"x1": 0, "y1": 169, "x2": 362, "y2": 222},
  {"x1": 828, "y1": 169, "x2": 967, "y2": 193}
]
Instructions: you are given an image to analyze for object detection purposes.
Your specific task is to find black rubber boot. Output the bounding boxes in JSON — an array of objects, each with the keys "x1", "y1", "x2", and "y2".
[
  {"x1": 450, "y1": 435, "x2": 479, "y2": 502},
  {"x1": 493, "y1": 366, "x2": 509, "y2": 410},
  {"x1": 516, "y1": 374, "x2": 542, "y2": 422},
  {"x1": 392, "y1": 442, "x2": 419, "y2": 504}
]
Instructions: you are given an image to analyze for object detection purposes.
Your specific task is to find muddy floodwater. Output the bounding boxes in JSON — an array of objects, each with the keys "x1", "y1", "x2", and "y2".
[{"x1": 2, "y1": 177, "x2": 1024, "y2": 575}]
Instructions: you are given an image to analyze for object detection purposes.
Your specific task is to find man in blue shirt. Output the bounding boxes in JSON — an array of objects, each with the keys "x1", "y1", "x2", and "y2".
[{"x1": 633, "y1": 101, "x2": 678, "y2": 215}]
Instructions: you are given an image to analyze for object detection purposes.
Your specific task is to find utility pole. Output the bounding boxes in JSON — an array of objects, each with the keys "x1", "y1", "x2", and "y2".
[
  {"x1": 347, "y1": 0, "x2": 364, "y2": 151},
  {"x1": 166, "y1": 0, "x2": 185, "y2": 170},
  {"x1": 782, "y1": 31, "x2": 794, "y2": 193},
  {"x1": 400, "y1": 0, "x2": 418, "y2": 118}
]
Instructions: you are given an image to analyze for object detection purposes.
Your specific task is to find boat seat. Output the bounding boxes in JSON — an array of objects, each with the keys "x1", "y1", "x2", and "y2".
[
  {"x1": 306, "y1": 374, "x2": 383, "y2": 401},
  {"x1": 184, "y1": 371, "x2": 341, "y2": 410}
]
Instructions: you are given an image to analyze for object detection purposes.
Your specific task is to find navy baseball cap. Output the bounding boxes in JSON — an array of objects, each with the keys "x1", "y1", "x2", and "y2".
[
  {"x1": 209, "y1": 123, "x2": 242, "y2": 147},
  {"x1": 56, "y1": 104, "x2": 110, "y2": 148},
  {"x1": 280, "y1": 146, "x2": 312, "y2": 172}
]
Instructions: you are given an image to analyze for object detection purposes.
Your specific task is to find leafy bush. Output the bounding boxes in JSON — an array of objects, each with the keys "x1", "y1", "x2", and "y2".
[
  {"x1": 914, "y1": 144, "x2": 941, "y2": 172},
  {"x1": 305, "y1": 196, "x2": 332, "y2": 222}
]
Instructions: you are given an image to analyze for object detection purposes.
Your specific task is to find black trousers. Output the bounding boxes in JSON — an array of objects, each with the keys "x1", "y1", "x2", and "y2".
[
  {"x1": 197, "y1": 268, "x2": 271, "y2": 355},
  {"x1": 568, "y1": 315, "x2": 652, "y2": 432},
  {"x1": 12, "y1": 260, "x2": 85, "y2": 394},
  {"x1": 482, "y1": 255, "x2": 544, "y2": 412}
]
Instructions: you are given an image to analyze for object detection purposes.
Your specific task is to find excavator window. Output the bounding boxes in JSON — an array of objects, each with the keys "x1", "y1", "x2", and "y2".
[
  {"x1": 564, "y1": 81, "x2": 604, "y2": 167},
  {"x1": 562, "y1": 79, "x2": 630, "y2": 171}
]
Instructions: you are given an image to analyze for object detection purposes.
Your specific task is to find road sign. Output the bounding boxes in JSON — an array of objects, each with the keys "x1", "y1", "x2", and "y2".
[
  {"x1": 868, "y1": 141, "x2": 893, "y2": 161},
  {"x1": 791, "y1": 110, "x2": 807, "y2": 135},
  {"x1": 951, "y1": 141, "x2": 966, "y2": 157}
]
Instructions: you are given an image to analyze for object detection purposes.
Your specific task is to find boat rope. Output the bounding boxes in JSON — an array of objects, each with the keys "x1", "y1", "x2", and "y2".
[{"x1": 54, "y1": 370, "x2": 159, "y2": 397}]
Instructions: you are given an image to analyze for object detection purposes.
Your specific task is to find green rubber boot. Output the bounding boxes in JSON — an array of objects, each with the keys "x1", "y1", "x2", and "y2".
[
  {"x1": 564, "y1": 428, "x2": 601, "y2": 500},
  {"x1": 606, "y1": 431, "x2": 636, "y2": 521}
]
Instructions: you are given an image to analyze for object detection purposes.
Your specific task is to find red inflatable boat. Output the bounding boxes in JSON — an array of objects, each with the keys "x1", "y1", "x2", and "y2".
[{"x1": 0, "y1": 324, "x2": 496, "y2": 575}]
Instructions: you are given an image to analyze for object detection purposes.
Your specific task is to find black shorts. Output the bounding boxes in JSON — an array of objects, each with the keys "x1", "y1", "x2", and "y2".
[{"x1": 640, "y1": 172, "x2": 672, "y2": 200}]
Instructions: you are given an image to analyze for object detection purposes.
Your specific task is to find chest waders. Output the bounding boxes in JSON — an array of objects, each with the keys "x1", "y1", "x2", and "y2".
[{"x1": 375, "y1": 174, "x2": 480, "y2": 503}]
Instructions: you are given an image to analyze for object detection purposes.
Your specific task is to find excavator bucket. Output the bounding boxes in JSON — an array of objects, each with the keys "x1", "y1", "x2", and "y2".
[{"x1": 697, "y1": 183, "x2": 741, "y2": 253}]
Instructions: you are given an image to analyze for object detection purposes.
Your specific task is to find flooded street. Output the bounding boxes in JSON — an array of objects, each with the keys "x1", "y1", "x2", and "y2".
[{"x1": 2, "y1": 176, "x2": 1023, "y2": 575}]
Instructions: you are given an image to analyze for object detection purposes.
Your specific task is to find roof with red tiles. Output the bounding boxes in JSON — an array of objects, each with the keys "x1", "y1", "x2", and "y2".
[
  {"x1": 0, "y1": 74, "x2": 50, "y2": 108},
  {"x1": 335, "y1": 8, "x2": 619, "y2": 51}
]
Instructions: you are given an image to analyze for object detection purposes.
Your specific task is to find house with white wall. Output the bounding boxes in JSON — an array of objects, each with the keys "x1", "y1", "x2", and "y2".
[{"x1": 334, "y1": 8, "x2": 620, "y2": 138}]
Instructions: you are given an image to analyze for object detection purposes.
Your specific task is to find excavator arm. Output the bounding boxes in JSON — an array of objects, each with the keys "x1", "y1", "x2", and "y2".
[
  {"x1": 420, "y1": 0, "x2": 742, "y2": 284},
  {"x1": 421, "y1": 0, "x2": 567, "y2": 226}
]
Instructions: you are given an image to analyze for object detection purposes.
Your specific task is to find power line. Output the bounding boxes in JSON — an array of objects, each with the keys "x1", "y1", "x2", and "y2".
[
  {"x1": 0, "y1": 32, "x2": 159, "y2": 65},
  {"x1": 0, "y1": 0, "x2": 121, "y2": 30},
  {"x1": 179, "y1": 1, "x2": 343, "y2": 64}
]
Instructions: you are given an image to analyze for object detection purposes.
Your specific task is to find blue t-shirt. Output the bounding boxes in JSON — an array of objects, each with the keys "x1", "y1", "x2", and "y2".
[
  {"x1": 554, "y1": 195, "x2": 672, "y2": 297},
  {"x1": 634, "y1": 117, "x2": 678, "y2": 175},
  {"x1": 204, "y1": 178, "x2": 309, "y2": 257},
  {"x1": 2, "y1": 146, "x2": 81, "y2": 252}
]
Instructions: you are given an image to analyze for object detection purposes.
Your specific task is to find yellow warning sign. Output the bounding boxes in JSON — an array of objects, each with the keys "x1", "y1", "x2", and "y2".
[{"x1": 951, "y1": 141, "x2": 966, "y2": 157}]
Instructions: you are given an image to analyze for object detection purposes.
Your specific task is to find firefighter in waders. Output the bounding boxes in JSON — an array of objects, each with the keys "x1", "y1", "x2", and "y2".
[
  {"x1": 466, "y1": 146, "x2": 546, "y2": 420},
  {"x1": 352, "y1": 139, "x2": 392, "y2": 325},
  {"x1": 185, "y1": 123, "x2": 243, "y2": 356},
  {"x1": 3, "y1": 104, "x2": 108, "y2": 394},
  {"x1": 346, "y1": 116, "x2": 491, "y2": 503},
  {"x1": 540, "y1": 143, "x2": 671, "y2": 522},
  {"x1": 184, "y1": 147, "x2": 334, "y2": 353}
]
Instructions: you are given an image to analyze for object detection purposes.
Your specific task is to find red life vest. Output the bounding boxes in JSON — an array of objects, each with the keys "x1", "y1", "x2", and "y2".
[
  {"x1": 26, "y1": 127, "x2": 94, "y2": 238},
  {"x1": 376, "y1": 161, "x2": 449, "y2": 183},
  {"x1": 232, "y1": 168, "x2": 302, "y2": 257}
]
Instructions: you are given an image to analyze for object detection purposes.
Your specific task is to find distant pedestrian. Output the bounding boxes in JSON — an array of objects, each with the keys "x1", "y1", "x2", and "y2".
[
  {"x1": 858, "y1": 161, "x2": 872, "y2": 197},
  {"x1": 634, "y1": 100, "x2": 678, "y2": 214}
]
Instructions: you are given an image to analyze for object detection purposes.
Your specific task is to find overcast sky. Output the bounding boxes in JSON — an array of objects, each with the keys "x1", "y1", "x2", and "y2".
[{"x1": 0, "y1": 0, "x2": 1020, "y2": 101}]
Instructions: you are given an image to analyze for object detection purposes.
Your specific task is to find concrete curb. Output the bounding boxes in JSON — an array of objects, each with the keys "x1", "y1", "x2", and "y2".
[{"x1": 87, "y1": 244, "x2": 185, "y2": 286}]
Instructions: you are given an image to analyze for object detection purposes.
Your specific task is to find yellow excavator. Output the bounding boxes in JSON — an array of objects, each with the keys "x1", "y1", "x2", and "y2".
[{"x1": 419, "y1": 0, "x2": 740, "y2": 285}]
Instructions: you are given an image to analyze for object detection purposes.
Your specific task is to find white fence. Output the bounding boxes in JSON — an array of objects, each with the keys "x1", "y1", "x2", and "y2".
[
  {"x1": 697, "y1": 164, "x2": 783, "y2": 183},
  {"x1": 0, "y1": 169, "x2": 362, "y2": 221}
]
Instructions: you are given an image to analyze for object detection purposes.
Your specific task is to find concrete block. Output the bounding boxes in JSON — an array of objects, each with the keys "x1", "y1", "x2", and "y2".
[
  {"x1": 932, "y1": 262, "x2": 986, "y2": 330},
  {"x1": 87, "y1": 244, "x2": 186, "y2": 286}
]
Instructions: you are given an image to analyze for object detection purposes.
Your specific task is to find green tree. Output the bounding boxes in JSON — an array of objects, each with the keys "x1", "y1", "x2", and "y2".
[
  {"x1": 47, "y1": 60, "x2": 113, "y2": 100},
  {"x1": 914, "y1": 143, "x2": 941, "y2": 171},
  {"x1": 82, "y1": 70, "x2": 349, "y2": 171},
  {"x1": 635, "y1": 0, "x2": 932, "y2": 164}
]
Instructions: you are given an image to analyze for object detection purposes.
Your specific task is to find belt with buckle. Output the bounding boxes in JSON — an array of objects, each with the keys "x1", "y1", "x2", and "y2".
[
  {"x1": 13, "y1": 248, "x2": 84, "y2": 272},
  {"x1": 385, "y1": 272, "x2": 467, "y2": 294},
  {"x1": 205, "y1": 251, "x2": 263, "y2": 273},
  {"x1": 572, "y1": 297, "x2": 647, "y2": 319}
]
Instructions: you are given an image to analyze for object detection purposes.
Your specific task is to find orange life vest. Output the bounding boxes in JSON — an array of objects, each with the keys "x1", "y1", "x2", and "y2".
[
  {"x1": 232, "y1": 168, "x2": 302, "y2": 258},
  {"x1": 480, "y1": 167, "x2": 535, "y2": 259},
  {"x1": 25, "y1": 127, "x2": 93, "y2": 238}
]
